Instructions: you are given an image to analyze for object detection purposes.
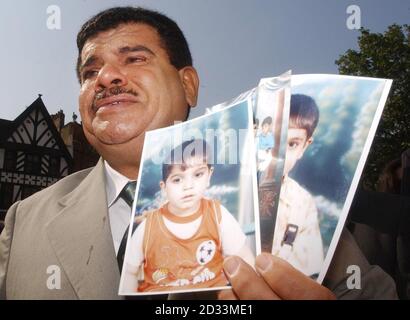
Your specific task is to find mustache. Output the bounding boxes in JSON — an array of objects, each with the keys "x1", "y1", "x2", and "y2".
[{"x1": 92, "y1": 86, "x2": 138, "y2": 109}]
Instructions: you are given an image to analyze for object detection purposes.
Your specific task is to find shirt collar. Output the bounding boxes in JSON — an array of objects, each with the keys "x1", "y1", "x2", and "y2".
[{"x1": 103, "y1": 160, "x2": 135, "y2": 207}]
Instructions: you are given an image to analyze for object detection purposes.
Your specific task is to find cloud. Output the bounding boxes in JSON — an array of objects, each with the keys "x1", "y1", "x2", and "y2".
[
  {"x1": 314, "y1": 195, "x2": 342, "y2": 220},
  {"x1": 136, "y1": 190, "x2": 166, "y2": 214},
  {"x1": 314, "y1": 194, "x2": 342, "y2": 251},
  {"x1": 205, "y1": 184, "x2": 239, "y2": 198},
  {"x1": 341, "y1": 82, "x2": 385, "y2": 173},
  {"x1": 314, "y1": 81, "x2": 359, "y2": 146}
]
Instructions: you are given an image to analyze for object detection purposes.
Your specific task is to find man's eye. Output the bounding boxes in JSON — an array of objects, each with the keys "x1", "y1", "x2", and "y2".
[
  {"x1": 82, "y1": 70, "x2": 98, "y2": 80},
  {"x1": 126, "y1": 56, "x2": 147, "y2": 64}
]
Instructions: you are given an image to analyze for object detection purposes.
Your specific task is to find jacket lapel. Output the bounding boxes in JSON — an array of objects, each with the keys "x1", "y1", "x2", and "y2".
[{"x1": 46, "y1": 159, "x2": 121, "y2": 299}]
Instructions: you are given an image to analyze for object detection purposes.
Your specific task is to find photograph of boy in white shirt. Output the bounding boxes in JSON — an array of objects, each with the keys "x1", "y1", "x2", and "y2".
[{"x1": 272, "y1": 94, "x2": 324, "y2": 278}]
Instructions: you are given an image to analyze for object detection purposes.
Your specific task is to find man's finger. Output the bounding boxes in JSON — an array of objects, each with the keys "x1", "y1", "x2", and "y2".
[
  {"x1": 255, "y1": 253, "x2": 336, "y2": 300},
  {"x1": 223, "y1": 256, "x2": 280, "y2": 300},
  {"x1": 218, "y1": 289, "x2": 238, "y2": 300}
]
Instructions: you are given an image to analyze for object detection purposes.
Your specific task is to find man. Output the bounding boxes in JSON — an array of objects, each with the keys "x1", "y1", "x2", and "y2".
[{"x1": 0, "y1": 7, "x2": 397, "y2": 299}]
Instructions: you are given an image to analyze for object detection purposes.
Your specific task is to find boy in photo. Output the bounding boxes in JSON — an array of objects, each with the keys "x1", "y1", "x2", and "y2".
[
  {"x1": 258, "y1": 116, "x2": 274, "y2": 151},
  {"x1": 272, "y1": 94, "x2": 324, "y2": 278},
  {"x1": 122, "y1": 139, "x2": 254, "y2": 293},
  {"x1": 257, "y1": 116, "x2": 275, "y2": 173},
  {"x1": 253, "y1": 117, "x2": 260, "y2": 138}
]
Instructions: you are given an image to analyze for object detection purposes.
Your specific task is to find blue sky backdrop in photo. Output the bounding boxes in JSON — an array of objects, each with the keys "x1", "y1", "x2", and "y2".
[{"x1": 290, "y1": 75, "x2": 389, "y2": 251}]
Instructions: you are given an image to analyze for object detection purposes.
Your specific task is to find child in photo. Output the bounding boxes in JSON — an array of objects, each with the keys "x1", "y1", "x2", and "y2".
[
  {"x1": 258, "y1": 116, "x2": 274, "y2": 151},
  {"x1": 257, "y1": 116, "x2": 275, "y2": 174},
  {"x1": 272, "y1": 94, "x2": 324, "y2": 278},
  {"x1": 253, "y1": 117, "x2": 260, "y2": 139},
  {"x1": 123, "y1": 139, "x2": 254, "y2": 293}
]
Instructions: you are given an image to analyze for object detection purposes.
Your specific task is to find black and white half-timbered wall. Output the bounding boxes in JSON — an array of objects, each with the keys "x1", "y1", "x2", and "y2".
[{"x1": 0, "y1": 96, "x2": 73, "y2": 222}]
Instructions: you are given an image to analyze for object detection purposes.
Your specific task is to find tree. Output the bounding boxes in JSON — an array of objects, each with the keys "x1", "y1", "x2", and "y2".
[{"x1": 336, "y1": 24, "x2": 410, "y2": 190}]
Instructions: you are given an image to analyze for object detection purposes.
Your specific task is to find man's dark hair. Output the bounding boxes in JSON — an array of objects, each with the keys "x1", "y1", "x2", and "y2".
[
  {"x1": 76, "y1": 6, "x2": 192, "y2": 82},
  {"x1": 289, "y1": 94, "x2": 320, "y2": 138},
  {"x1": 162, "y1": 139, "x2": 213, "y2": 182},
  {"x1": 261, "y1": 116, "x2": 272, "y2": 127}
]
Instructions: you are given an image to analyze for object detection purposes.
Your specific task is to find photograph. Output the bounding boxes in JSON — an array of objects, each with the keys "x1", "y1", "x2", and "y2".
[
  {"x1": 256, "y1": 74, "x2": 291, "y2": 252},
  {"x1": 271, "y1": 74, "x2": 392, "y2": 282},
  {"x1": 207, "y1": 74, "x2": 291, "y2": 253},
  {"x1": 0, "y1": 0, "x2": 408, "y2": 301},
  {"x1": 119, "y1": 99, "x2": 259, "y2": 295}
]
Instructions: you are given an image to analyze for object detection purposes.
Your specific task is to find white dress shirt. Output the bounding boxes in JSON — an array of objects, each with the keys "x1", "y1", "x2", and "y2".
[
  {"x1": 103, "y1": 160, "x2": 135, "y2": 255},
  {"x1": 272, "y1": 175, "x2": 324, "y2": 276}
]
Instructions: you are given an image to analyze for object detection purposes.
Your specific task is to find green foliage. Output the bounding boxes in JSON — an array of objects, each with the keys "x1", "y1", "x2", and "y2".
[{"x1": 336, "y1": 24, "x2": 410, "y2": 190}]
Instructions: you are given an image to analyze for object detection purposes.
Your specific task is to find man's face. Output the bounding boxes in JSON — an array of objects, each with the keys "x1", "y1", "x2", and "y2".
[
  {"x1": 78, "y1": 23, "x2": 198, "y2": 150},
  {"x1": 283, "y1": 127, "x2": 312, "y2": 177},
  {"x1": 160, "y1": 158, "x2": 213, "y2": 216}
]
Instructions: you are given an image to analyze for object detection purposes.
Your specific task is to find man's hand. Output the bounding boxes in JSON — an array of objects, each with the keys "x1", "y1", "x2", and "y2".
[{"x1": 219, "y1": 253, "x2": 336, "y2": 300}]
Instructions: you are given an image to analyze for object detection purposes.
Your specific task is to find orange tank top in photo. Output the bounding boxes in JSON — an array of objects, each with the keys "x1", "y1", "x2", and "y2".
[{"x1": 138, "y1": 198, "x2": 228, "y2": 292}]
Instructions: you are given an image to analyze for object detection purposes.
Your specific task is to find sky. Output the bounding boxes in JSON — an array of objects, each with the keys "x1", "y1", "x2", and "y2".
[{"x1": 0, "y1": 0, "x2": 408, "y2": 123}]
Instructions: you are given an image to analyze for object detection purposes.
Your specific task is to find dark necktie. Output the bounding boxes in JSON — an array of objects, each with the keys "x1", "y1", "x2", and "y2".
[
  {"x1": 118, "y1": 181, "x2": 136, "y2": 208},
  {"x1": 117, "y1": 181, "x2": 137, "y2": 272}
]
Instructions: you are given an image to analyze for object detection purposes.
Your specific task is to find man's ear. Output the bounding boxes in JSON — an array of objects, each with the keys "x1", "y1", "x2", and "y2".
[{"x1": 179, "y1": 66, "x2": 199, "y2": 108}]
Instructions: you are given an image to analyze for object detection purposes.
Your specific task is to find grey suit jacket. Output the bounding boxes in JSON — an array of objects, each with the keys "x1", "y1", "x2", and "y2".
[
  {"x1": 0, "y1": 159, "x2": 398, "y2": 299},
  {"x1": 0, "y1": 159, "x2": 120, "y2": 299}
]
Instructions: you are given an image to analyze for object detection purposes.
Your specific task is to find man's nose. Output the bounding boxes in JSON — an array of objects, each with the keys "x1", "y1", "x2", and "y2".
[{"x1": 95, "y1": 64, "x2": 128, "y2": 91}]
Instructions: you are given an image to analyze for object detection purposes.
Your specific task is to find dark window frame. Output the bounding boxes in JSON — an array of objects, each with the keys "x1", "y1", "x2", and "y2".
[
  {"x1": 4, "y1": 150, "x2": 17, "y2": 171},
  {"x1": 48, "y1": 155, "x2": 60, "y2": 177},
  {"x1": 0, "y1": 183, "x2": 14, "y2": 209},
  {"x1": 24, "y1": 153, "x2": 41, "y2": 174}
]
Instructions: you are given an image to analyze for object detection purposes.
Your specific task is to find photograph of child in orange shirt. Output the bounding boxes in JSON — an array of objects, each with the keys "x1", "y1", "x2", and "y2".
[{"x1": 121, "y1": 139, "x2": 254, "y2": 294}]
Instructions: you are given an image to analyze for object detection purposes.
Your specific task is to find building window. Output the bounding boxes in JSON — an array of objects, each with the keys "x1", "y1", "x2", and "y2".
[
  {"x1": 49, "y1": 156, "x2": 60, "y2": 177},
  {"x1": 4, "y1": 150, "x2": 16, "y2": 171},
  {"x1": 25, "y1": 153, "x2": 41, "y2": 174},
  {"x1": 0, "y1": 183, "x2": 14, "y2": 209}
]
